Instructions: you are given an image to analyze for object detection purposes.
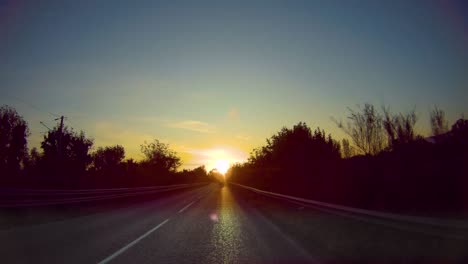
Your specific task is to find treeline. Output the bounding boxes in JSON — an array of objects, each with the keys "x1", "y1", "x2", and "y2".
[
  {"x1": 227, "y1": 104, "x2": 468, "y2": 214},
  {"x1": 0, "y1": 105, "x2": 212, "y2": 189}
]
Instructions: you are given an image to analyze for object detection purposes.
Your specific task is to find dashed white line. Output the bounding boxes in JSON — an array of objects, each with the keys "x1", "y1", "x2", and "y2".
[
  {"x1": 178, "y1": 201, "x2": 195, "y2": 213},
  {"x1": 98, "y1": 218, "x2": 170, "y2": 264}
]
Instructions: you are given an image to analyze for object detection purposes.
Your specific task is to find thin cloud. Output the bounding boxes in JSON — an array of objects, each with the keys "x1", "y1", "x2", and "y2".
[{"x1": 167, "y1": 120, "x2": 215, "y2": 133}]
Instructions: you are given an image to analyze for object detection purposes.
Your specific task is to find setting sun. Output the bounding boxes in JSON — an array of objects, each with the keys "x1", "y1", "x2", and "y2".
[{"x1": 214, "y1": 160, "x2": 229, "y2": 175}]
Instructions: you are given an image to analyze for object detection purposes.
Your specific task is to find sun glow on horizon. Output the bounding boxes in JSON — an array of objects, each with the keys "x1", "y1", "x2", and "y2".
[
  {"x1": 214, "y1": 159, "x2": 230, "y2": 175},
  {"x1": 186, "y1": 146, "x2": 247, "y2": 173}
]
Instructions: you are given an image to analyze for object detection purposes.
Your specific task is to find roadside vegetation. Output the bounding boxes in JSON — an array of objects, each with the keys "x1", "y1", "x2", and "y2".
[
  {"x1": 0, "y1": 105, "x2": 211, "y2": 188},
  {"x1": 227, "y1": 104, "x2": 468, "y2": 215},
  {"x1": 1, "y1": 104, "x2": 467, "y2": 214}
]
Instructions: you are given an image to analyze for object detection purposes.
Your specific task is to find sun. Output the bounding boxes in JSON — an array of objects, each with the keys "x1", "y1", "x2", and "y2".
[{"x1": 214, "y1": 159, "x2": 229, "y2": 174}]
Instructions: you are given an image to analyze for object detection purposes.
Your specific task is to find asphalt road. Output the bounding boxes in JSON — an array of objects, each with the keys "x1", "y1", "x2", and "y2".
[{"x1": 1, "y1": 183, "x2": 467, "y2": 264}]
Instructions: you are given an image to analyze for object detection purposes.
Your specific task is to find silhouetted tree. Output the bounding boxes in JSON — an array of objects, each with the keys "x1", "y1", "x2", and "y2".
[
  {"x1": 430, "y1": 106, "x2": 448, "y2": 136},
  {"x1": 382, "y1": 107, "x2": 418, "y2": 149},
  {"x1": 140, "y1": 139, "x2": 181, "y2": 172},
  {"x1": 0, "y1": 105, "x2": 29, "y2": 176},
  {"x1": 228, "y1": 106, "x2": 468, "y2": 213},
  {"x1": 450, "y1": 118, "x2": 468, "y2": 145},
  {"x1": 252, "y1": 122, "x2": 340, "y2": 169},
  {"x1": 92, "y1": 145, "x2": 125, "y2": 171},
  {"x1": 23, "y1": 147, "x2": 41, "y2": 172},
  {"x1": 232, "y1": 122, "x2": 342, "y2": 195},
  {"x1": 248, "y1": 145, "x2": 272, "y2": 166},
  {"x1": 341, "y1": 138, "x2": 354, "y2": 158},
  {"x1": 177, "y1": 165, "x2": 210, "y2": 183},
  {"x1": 191, "y1": 165, "x2": 208, "y2": 179},
  {"x1": 41, "y1": 125, "x2": 93, "y2": 177},
  {"x1": 336, "y1": 104, "x2": 386, "y2": 155}
]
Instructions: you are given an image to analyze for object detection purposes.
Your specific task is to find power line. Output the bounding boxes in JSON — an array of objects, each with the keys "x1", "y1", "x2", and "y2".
[
  {"x1": 8, "y1": 94, "x2": 60, "y2": 118},
  {"x1": 39, "y1": 121, "x2": 52, "y2": 131},
  {"x1": 5, "y1": 94, "x2": 95, "y2": 130}
]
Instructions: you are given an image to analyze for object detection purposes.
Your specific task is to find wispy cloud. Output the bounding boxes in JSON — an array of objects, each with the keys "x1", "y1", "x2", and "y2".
[{"x1": 167, "y1": 120, "x2": 215, "y2": 133}]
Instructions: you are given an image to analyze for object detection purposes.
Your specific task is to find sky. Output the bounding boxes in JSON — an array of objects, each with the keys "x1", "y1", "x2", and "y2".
[{"x1": 1, "y1": 0, "x2": 467, "y2": 170}]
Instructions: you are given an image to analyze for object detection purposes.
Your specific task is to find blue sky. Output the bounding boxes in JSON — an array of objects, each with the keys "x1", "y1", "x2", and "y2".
[{"x1": 1, "y1": 0, "x2": 467, "y2": 169}]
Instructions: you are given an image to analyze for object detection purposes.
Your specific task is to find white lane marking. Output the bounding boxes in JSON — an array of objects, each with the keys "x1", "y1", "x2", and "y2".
[
  {"x1": 178, "y1": 201, "x2": 195, "y2": 213},
  {"x1": 98, "y1": 218, "x2": 170, "y2": 264}
]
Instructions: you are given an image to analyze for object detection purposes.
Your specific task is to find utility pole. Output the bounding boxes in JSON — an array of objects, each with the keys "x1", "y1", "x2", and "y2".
[{"x1": 55, "y1": 116, "x2": 65, "y2": 158}]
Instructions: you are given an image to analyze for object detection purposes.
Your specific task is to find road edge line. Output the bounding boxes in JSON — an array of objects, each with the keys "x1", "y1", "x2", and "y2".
[
  {"x1": 178, "y1": 201, "x2": 196, "y2": 213},
  {"x1": 98, "y1": 218, "x2": 170, "y2": 264}
]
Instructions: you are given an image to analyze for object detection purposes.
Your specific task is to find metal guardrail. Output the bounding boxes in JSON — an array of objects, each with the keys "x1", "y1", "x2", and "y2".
[
  {"x1": 230, "y1": 182, "x2": 468, "y2": 239},
  {"x1": 0, "y1": 183, "x2": 200, "y2": 195},
  {"x1": 0, "y1": 183, "x2": 208, "y2": 208}
]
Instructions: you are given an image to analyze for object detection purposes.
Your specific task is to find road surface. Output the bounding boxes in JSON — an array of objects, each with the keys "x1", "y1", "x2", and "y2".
[{"x1": 1, "y1": 183, "x2": 467, "y2": 263}]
